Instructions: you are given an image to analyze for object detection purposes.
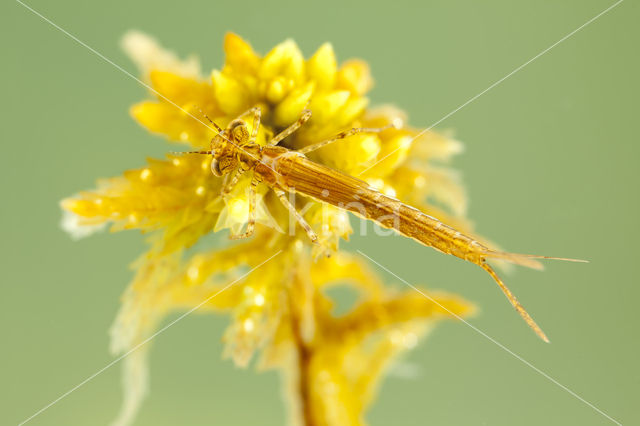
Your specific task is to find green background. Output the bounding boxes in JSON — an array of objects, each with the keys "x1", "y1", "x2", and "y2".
[{"x1": 3, "y1": 0, "x2": 638, "y2": 425}]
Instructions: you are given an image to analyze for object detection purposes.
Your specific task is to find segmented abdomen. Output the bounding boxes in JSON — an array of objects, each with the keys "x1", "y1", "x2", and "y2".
[{"x1": 268, "y1": 151, "x2": 487, "y2": 262}]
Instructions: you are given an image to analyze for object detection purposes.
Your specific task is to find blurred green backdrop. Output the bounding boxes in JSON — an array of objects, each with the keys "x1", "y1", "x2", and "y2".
[{"x1": 3, "y1": 0, "x2": 638, "y2": 425}]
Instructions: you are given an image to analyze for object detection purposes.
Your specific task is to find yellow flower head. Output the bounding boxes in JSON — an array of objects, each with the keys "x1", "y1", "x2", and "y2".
[
  {"x1": 61, "y1": 32, "x2": 474, "y2": 426},
  {"x1": 63, "y1": 31, "x2": 468, "y2": 254}
]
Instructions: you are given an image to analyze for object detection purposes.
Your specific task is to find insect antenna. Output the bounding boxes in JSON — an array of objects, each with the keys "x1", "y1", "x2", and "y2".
[
  {"x1": 170, "y1": 150, "x2": 213, "y2": 155},
  {"x1": 167, "y1": 105, "x2": 221, "y2": 157},
  {"x1": 192, "y1": 105, "x2": 223, "y2": 134},
  {"x1": 189, "y1": 105, "x2": 262, "y2": 160}
]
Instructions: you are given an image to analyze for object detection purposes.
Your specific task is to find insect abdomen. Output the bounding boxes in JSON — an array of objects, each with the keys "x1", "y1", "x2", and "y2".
[{"x1": 356, "y1": 190, "x2": 487, "y2": 262}]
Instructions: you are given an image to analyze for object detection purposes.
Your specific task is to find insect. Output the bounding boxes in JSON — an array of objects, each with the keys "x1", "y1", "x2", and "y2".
[{"x1": 184, "y1": 106, "x2": 585, "y2": 342}]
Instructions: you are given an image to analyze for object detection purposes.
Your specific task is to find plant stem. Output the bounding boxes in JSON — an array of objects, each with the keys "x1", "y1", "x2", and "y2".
[
  {"x1": 289, "y1": 263, "x2": 316, "y2": 426},
  {"x1": 294, "y1": 325, "x2": 314, "y2": 426}
]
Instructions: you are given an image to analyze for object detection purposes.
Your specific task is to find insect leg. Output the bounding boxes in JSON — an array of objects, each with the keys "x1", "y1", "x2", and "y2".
[
  {"x1": 269, "y1": 109, "x2": 312, "y2": 146},
  {"x1": 221, "y1": 167, "x2": 249, "y2": 195},
  {"x1": 298, "y1": 124, "x2": 395, "y2": 154},
  {"x1": 232, "y1": 106, "x2": 262, "y2": 141},
  {"x1": 229, "y1": 174, "x2": 259, "y2": 240},
  {"x1": 274, "y1": 189, "x2": 318, "y2": 243},
  {"x1": 249, "y1": 107, "x2": 261, "y2": 143}
]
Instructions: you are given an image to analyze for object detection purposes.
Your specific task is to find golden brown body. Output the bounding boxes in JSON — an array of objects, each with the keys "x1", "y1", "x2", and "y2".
[
  {"x1": 188, "y1": 106, "x2": 584, "y2": 342},
  {"x1": 258, "y1": 147, "x2": 579, "y2": 341}
]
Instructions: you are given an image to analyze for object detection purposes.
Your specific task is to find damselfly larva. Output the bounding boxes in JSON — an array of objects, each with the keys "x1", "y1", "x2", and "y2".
[{"x1": 183, "y1": 106, "x2": 585, "y2": 342}]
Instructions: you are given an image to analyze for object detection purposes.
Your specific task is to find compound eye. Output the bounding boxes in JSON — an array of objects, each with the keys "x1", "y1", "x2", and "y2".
[
  {"x1": 211, "y1": 158, "x2": 222, "y2": 176},
  {"x1": 232, "y1": 124, "x2": 250, "y2": 142}
]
